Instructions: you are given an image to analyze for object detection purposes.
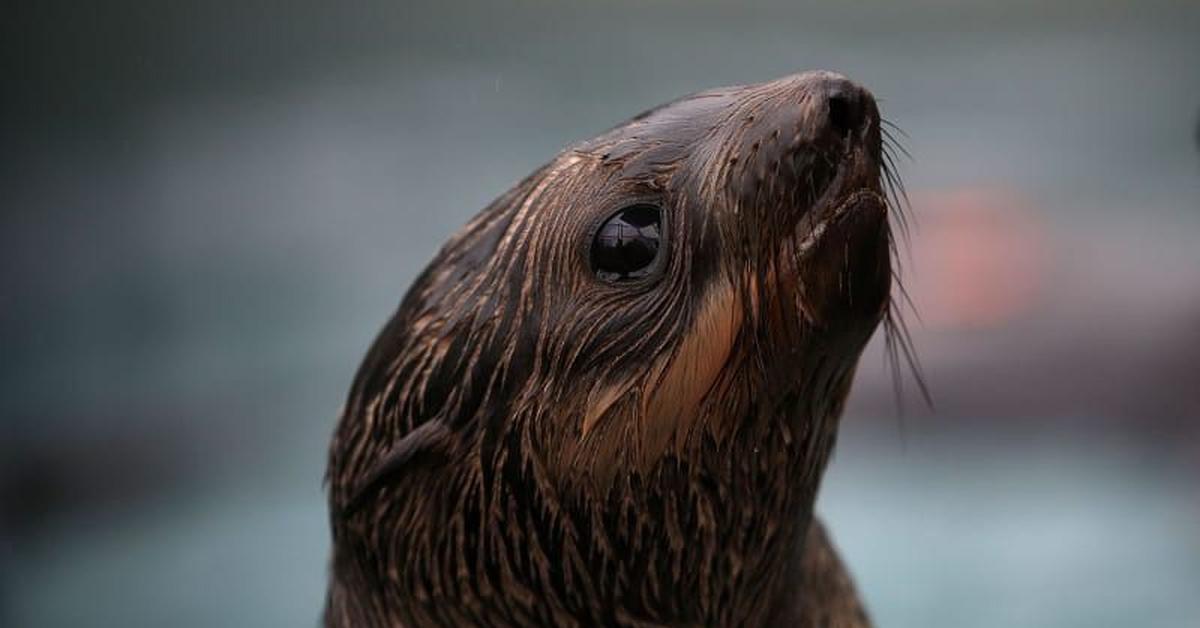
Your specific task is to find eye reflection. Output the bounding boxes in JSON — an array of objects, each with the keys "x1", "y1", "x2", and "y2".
[{"x1": 590, "y1": 204, "x2": 663, "y2": 282}]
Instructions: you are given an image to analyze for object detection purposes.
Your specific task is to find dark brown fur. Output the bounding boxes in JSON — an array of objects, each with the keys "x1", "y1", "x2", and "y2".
[{"x1": 325, "y1": 71, "x2": 897, "y2": 627}]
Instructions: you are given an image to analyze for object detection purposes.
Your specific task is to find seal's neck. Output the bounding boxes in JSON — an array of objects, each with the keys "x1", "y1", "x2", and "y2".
[
  {"x1": 329, "y1": 347, "x2": 858, "y2": 627},
  {"x1": 510, "y1": 369, "x2": 853, "y2": 625}
]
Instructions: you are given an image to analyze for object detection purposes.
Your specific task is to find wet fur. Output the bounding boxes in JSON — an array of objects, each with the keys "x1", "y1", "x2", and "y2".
[{"x1": 326, "y1": 71, "x2": 899, "y2": 626}]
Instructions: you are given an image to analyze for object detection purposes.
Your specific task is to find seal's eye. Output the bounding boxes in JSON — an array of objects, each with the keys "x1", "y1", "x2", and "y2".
[{"x1": 591, "y1": 204, "x2": 664, "y2": 282}]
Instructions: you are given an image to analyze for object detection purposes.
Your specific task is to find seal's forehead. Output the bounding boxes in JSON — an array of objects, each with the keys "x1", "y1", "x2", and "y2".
[
  {"x1": 572, "y1": 72, "x2": 834, "y2": 170},
  {"x1": 575, "y1": 88, "x2": 743, "y2": 162}
]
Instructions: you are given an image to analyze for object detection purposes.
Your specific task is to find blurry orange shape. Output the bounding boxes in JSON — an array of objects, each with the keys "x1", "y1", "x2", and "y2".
[{"x1": 906, "y1": 187, "x2": 1046, "y2": 330}]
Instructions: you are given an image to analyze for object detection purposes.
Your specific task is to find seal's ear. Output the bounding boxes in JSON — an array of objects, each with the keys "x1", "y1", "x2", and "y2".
[{"x1": 342, "y1": 420, "x2": 454, "y2": 516}]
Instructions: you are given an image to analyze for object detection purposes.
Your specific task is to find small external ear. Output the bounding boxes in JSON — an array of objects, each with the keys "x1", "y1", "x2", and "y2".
[{"x1": 343, "y1": 420, "x2": 454, "y2": 516}]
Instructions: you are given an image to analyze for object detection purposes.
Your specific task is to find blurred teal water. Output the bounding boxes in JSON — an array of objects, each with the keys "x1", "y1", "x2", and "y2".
[{"x1": 10, "y1": 432, "x2": 1198, "y2": 627}]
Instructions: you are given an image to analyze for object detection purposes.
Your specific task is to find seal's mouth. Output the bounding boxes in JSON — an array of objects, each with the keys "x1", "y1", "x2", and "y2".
[
  {"x1": 787, "y1": 137, "x2": 893, "y2": 328},
  {"x1": 796, "y1": 132, "x2": 888, "y2": 255},
  {"x1": 778, "y1": 89, "x2": 886, "y2": 248},
  {"x1": 798, "y1": 187, "x2": 888, "y2": 253}
]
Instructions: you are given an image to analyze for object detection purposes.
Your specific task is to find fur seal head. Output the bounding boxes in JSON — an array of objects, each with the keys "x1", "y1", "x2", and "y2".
[{"x1": 326, "y1": 70, "x2": 901, "y2": 626}]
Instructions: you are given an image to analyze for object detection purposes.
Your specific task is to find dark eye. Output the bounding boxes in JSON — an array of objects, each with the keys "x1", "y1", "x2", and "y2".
[{"x1": 590, "y1": 204, "x2": 664, "y2": 282}]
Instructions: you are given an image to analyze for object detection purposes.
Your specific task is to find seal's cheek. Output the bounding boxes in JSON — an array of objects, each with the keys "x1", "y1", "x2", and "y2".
[
  {"x1": 638, "y1": 281, "x2": 742, "y2": 464},
  {"x1": 559, "y1": 280, "x2": 742, "y2": 483}
]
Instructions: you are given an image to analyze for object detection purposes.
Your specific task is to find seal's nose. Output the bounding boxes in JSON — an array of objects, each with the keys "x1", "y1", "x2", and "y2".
[
  {"x1": 819, "y1": 76, "x2": 874, "y2": 140},
  {"x1": 721, "y1": 71, "x2": 882, "y2": 208}
]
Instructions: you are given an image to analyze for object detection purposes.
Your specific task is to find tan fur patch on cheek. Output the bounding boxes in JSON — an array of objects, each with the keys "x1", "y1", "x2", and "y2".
[
  {"x1": 581, "y1": 378, "x2": 634, "y2": 438},
  {"x1": 638, "y1": 280, "x2": 742, "y2": 467},
  {"x1": 560, "y1": 280, "x2": 742, "y2": 484}
]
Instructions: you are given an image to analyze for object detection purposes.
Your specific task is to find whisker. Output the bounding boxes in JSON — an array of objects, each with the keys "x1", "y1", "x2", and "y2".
[
  {"x1": 880, "y1": 136, "x2": 913, "y2": 204},
  {"x1": 891, "y1": 269, "x2": 923, "y2": 325},
  {"x1": 878, "y1": 121, "x2": 932, "y2": 416},
  {"x1": 881, "y1": 118, "x2": 913, "y2": 141},
  {"x1": 884, "y1": 304, "x2": 932, "y2": 408},
  {"x1": 881, "y1": 157, "x2": 912, "y2": 246}
]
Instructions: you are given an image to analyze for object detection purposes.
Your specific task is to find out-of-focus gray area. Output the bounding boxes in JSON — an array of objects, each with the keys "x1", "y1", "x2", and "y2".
[{"x1": 3, "y1": 1, "x2": 1198, "y2": 626}]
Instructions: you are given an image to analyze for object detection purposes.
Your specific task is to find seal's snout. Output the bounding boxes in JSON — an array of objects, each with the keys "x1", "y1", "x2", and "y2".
[
  {"x1": 798, "y1": 73, "x2": 879, "y2": 163},
  {"x1": 820, "y1": 76, "x2": 874, "y2": 141},
  {"x1": 725, "y1": 72, "x2": 882, "y2": 217}
]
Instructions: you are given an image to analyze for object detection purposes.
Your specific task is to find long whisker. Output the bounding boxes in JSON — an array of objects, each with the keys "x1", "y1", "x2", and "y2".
[
  {"x1": 881, "y1": 118, "x2": 913, "y2": 145},
  {"x1": 881, "y1": 157, "x2": 910, "y2": 237},
  {"x1": 878, "y1": 124, "x2": 912, "y2": 160},
  {"x1": 878, "y1": 120, "x2": 932, "y2": 414}
]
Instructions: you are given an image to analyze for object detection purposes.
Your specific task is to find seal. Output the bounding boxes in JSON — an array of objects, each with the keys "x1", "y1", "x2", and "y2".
[{"x1": 325, "y1": 70, "x2": 903, "y2": 627}]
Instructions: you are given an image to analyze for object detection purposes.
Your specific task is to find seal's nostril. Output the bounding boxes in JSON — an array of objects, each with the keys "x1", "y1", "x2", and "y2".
[{"x1": 826, "y1": 91, "x2": 860, "y2": 138}]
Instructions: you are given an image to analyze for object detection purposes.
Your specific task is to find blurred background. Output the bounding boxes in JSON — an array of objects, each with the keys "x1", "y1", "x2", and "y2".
[{"x1": 4, "y1": 1, "x2": 1199, "y2": 626}]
